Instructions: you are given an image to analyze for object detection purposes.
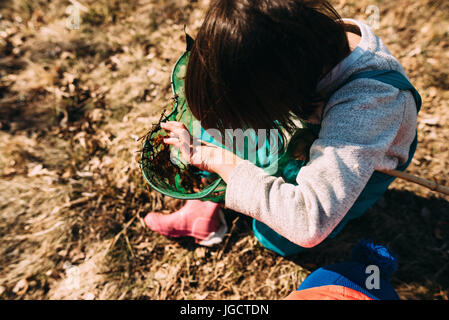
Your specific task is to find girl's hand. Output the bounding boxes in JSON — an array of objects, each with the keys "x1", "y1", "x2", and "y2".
[{"x1": 161, "y1": 121, "x2": 243, "y2": 181}]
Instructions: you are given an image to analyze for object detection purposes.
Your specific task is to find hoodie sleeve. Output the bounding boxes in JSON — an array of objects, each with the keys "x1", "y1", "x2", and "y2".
[{"x1": 224, "y1": 78, "x2": 416, "y2": 248}]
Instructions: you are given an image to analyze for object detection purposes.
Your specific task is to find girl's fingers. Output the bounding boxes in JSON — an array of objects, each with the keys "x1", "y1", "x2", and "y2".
[
  {"x1": 163, "y1": 137, "x2": 193, "y2": 161},
  {"x1": 166, "y1": 130, "x2": 192, "y2": 146},
  {"x1": 167, "y1": 129, "x2": 214, "y2": 148},
  {"x1": 161, "y1": 121, "x2": 186, "y2": 131},
  {"x1": 168, "y1": 121, "x2": 186, "y2": 128},
  {"x1": 178, "y1": 129, "x2": 192, "y2": 143},
  {"x1": 163, "y1": 137, "x2": 181, "y2": 146},
  {"x1": 160, "y1": 121, "x2": 217, "y2": 166},
  {"x1": 162, "y1": 122, "x2": 192, "y2": 142}
]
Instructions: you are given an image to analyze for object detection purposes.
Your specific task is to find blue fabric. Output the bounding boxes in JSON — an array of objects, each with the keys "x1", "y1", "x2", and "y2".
[
  {"x1": 253, "y1": 219, "x2": 306, "y2": 256},
  {"x1": 351, "y1": 239, "x2": 398, "y2": 280},
  {"x1": 297, "y1": 262, "x2": 400, "y2": 300},
  {"x1": 252, "y1": 70, "x2": 422, "y2": 257}
]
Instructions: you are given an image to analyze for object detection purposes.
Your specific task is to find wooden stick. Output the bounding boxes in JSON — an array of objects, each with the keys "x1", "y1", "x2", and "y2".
[{"x1": 378, "y1": 169, "x2": 449, "y2": 196}]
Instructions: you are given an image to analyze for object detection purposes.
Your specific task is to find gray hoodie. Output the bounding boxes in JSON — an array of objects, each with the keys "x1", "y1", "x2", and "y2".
[{"x1": 224, "y1": 19, "x2": 418, "y2": 248}]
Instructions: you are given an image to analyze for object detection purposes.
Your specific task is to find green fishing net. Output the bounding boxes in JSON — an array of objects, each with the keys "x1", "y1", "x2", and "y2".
[{"x1": 141, "y1": 50, "x2": 316, "y2": 203}]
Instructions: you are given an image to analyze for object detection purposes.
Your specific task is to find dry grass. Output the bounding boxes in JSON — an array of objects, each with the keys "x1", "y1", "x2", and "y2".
[{"x1": 0, "y1": 0, "x2": 448, "y2": 300}]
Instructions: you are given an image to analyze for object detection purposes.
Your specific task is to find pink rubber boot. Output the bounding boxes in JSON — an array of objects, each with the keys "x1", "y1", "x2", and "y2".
[{"x1": 144, "y1": 200, "x2": 228, "y2": 247}]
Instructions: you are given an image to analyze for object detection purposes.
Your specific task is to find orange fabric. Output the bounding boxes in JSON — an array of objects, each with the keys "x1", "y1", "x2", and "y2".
[{"x1": 284, "y1": 285, "x2": 373, "y2": 300}]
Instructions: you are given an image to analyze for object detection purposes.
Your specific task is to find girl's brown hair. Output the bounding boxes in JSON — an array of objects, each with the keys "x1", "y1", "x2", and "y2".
[{"x1": 185, "y1": 0, "x2": 358, "y2": 138}]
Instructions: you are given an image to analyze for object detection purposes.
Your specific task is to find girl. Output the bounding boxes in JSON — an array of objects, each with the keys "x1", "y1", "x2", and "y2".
[{"x1": 144, "y1": 0, "x2": 421, "y2": 256}]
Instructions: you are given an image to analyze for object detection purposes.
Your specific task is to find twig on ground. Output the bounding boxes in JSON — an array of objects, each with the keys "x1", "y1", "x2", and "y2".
[
  {"x1": 379, "y1": 169, "x2": 449, "y2": 196},
  {"x1": 106, "y1": 211, "x2": 140, "y2": 256},
  {"x1": 217, "y1": 216, "x2": 239, "y2": 260}
]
